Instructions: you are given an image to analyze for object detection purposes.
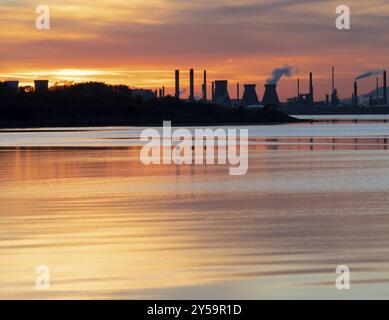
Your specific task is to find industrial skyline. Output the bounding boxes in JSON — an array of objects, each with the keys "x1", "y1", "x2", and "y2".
[
  {"x1": 3, "y1": 65, "x2": 388, "y2": 108},
  {"x1": 2, "y1": 0, "x2": 389, "y2": 100}
]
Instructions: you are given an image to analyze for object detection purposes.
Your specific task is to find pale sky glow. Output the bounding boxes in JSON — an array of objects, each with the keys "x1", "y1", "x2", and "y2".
[{"x1": 1, "y1": 0, "x2": 389, "y2": 99}]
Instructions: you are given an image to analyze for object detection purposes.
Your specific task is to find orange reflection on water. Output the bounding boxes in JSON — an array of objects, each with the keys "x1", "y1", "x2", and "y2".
[{"x1": 2, "y1": 142, "x2": 389, "y2": 299}]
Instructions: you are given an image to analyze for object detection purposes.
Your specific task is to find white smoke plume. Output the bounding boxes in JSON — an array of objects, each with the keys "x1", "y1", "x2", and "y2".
[
  {"x1": 266, "y1": 65, "x2": 294, "y2": 84},
  {"x1": 355, "y1": 68, "x2": 385, "y2": 81}
]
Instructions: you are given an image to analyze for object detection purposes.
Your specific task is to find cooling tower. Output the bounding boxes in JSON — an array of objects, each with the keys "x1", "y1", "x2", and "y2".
[
  {"x1": 213, "y1": 80, "x2": 231, "y2": 106},
  {"x1": 189, "y1": 69, "x2": 194, "y2": 101},
  {"x1": 241, "y1": 84, "x2": 259, "y2": 107},
  {"x1": 262, "y1": 84, "x2": 280, "y2": 109},
  {"x1": 175, "y1": 70, "x2": 180, "y2": 99},
  {"x1": 34, "y1": 80, "x2": 49, "y2": 93},
  {"x1": 4, "y1": 81, "x2": 19, "y2": 94}
]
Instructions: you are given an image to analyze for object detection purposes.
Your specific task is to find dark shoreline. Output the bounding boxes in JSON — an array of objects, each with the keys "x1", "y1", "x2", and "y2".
[
  {"x1": 0, "y1": 82, "x2": 305, "y2": 130},
  {"x1": 0, "y1": 116, "x2": 305, "y2": 130}
]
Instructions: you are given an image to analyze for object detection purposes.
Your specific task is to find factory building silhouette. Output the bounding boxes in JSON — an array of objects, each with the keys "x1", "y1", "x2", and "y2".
[
  {"x1": 171, "y1": 67, "x2": 389, "y2": 110},
  {"x1": 2, "y1": 66, "x2": 389, "y2": 112},
  {"x1": 3, "y1": 79, "x2": 49, "y2": 93}
]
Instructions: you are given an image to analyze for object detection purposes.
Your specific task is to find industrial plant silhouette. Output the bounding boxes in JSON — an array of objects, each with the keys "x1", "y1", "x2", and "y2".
[{"x1": 1, "y1": 66, "x2": 389, "y2": 128}]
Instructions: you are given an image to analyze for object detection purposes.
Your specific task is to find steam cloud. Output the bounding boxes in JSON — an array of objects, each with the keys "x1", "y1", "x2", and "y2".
[
  {"x1": 266, "y1": 65, "x2": 294, "y2": 84},
  {"x1": 355, "y1": 68, "x2": 385, "y2": 81}
]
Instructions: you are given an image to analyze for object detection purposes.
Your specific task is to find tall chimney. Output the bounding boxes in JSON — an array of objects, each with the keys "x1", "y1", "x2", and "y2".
[
  {"x1": 376, "y1": 77, "x2": 379, "y2": 100},
  {"x1": 309, "y1": 72, "x2": 314, "y2": 104},
  {"x1": 354, "y1": 81, "x2": 358, "y2": 106},
  {"x1": 297, "y1": 78, "x2": 300, "y2": 97},
  {"x1": 384, "y1": 71, "x2": 388, "y2": 104},
  {"x1": 175, "y1": 70, "x2": 180, "y2": 99},
  {"x1": 211, "y1": 82, "x2": 215, "y2": 101},
  {"x1": 332, "y1": 66, "x2": 335, "y2": 93},
  {"x1": 189, "y1": 69, "x2": 194, "y2": 101},
  {"x1": 203, "y1": 70, "x2": 207, "y2": 101},
  {"x1": 237, "y1": 83, "x2": 240, "y2": 101},
  {"x1": 162, "y1": 86, "x2": 165, "y2": 97}
]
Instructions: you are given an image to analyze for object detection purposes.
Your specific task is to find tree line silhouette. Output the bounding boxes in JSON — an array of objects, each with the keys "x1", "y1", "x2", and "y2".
[{"x1": 0, "y1": 81, "x2": 295, "y2": 127}]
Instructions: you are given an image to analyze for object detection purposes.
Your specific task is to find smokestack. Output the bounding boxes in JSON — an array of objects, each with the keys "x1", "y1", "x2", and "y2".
[
  {"x1": 175, "y1": 70, "x2": 180, "y2": 99},
  {"x1": 326, "y1": 94, "x2": 329, "y2": 105},
  {"x1": 384, "y1": 71, "x2": 388, "y2": 104},
  {"x1": 297, "y1": 78, "x2": 300, "y2": 97},
  {"x1": 203, "y1": 70, "x2": 207, "y2": 101},
  {"x1": 354, "y1": 81, "x2": 358, "y2": 106},
  {"x1": 377, "y1": 77, "x2": 379, "y2": 100},
  {"x1": 162, "y1": 86, "x2": 165, "y2": 97},
  {"x1": 262, "y1": 84, "x2": 280, "y2": 110},
  {"x1": 332, "y1": 66, "x2": 335, "y2": 93},
  {"x1": 211, "y1": 82, "x2": 215, "y2": 101},
  {"x1": 189, "y1": 69, "x2": 194, "y2": 101},
  {"x1": 213, "y1": 80, "x2": 231, "y2": 106},
  {"x1": 237, "y1": 83, "x2": 240, "y2": 101},
  {"x1": 309, "y1": 72, "x2": 314, "y2": 103},
  {"x1": 241, "y1": 84, "x2": 259, "y2": 107}
]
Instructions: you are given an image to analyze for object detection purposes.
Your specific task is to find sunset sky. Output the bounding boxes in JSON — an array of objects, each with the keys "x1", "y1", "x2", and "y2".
[{"x1": 1, "y1": 0, "x2": 389, "y2": 100}]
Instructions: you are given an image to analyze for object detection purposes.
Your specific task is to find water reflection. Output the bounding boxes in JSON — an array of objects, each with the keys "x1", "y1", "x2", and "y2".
[{"x1": 1, "y1": 122, "x2": 389, "y2": 299}]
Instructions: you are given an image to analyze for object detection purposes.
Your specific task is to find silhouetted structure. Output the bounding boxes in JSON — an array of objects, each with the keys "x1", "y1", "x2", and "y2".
[
  {"x1": 213, "y1": 80, "x2": 231, "y2": 106},
  {"x1": 189, "y1": 69, "x2": 194, "y2": 101},
  {"x1": 262, "y1": 84, "x2": 280, "y2": 110},
  {"x1": 353, "y1": 81, "x2": 358, "y2": 106},
  {"x1": 202, "y1": 70, "x2": 207, "y2": 101},
  {"x1": 175, "y1": 70, "x2": 180, "y2": 99},
  {"x1": 331, "y1": 66, "x2": 340, "y2": 106},
  {"x1": 376, "y1": 77, "x2": 379, "y2": 100},
  {"x1": 0, "y1": 81, "x2": 297, "y2": 127},
  {"x1": 34, "y1": 80, "x2": 49, "y2": 93},
  {"x1": 241, "y1": 84, "x2": 259, "y2": 107},
  {"x1": 211, "y1": 82, "x2": 215, "y2": 101},
  {"x1": 132, "y1": 89, "x2": 156, "y2": 101},
  {"x1": 286, "y1": 73, "x2": 313, "y2": 106},
  {"x1": 384, "y1": 71, "x2": 388, "y2": 104},
  {"x1": 4, "y1": 81, "x2": 19, "y2": 94}
]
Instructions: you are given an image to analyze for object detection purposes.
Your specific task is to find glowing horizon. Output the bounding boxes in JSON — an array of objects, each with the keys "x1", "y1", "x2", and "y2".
[{"x1": 1, "y1": 0, "x2": 389, "y2": 99}]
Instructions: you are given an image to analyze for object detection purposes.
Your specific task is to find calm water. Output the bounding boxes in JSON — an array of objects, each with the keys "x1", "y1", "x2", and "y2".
[{"x1": 1, "y1": 116, "x2": 389, "y2": 299}]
